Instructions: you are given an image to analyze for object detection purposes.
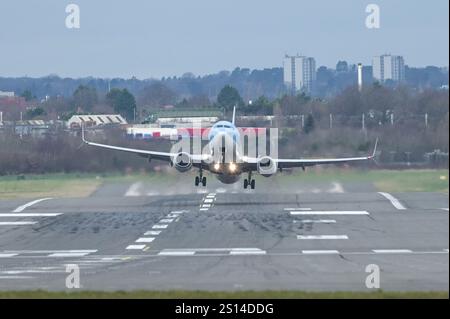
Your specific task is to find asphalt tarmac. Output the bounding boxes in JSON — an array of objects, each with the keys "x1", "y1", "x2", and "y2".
[{"x1": 0, "y1": 176, "x2": 448, "y2": 291}]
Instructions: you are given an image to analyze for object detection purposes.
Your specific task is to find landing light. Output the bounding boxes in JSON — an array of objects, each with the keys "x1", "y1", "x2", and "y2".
[
  {"x1": 229, "y1": 162, "x2": 237, "y2": 172},
  {"x1": 214, "y1": 163, "x2": 221, "y2": 170}
]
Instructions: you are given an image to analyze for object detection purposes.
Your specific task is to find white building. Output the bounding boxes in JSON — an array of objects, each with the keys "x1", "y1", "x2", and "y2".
[
  {"x1": 67, "y1": 114, "x2": 127, "y2": 128},
  {"x1": 283, "y1": 54, "x2": 316, "y2": 94},
  {"x1": 0, "y1": 91, "x2": 14, "y2": 97},
  {"x1": 372, "y1": 54, "x2": 405, "y2": 82}
]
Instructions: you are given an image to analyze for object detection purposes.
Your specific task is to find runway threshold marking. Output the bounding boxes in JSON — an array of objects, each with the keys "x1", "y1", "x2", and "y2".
[
  {"x1": 297, "y1": 235, "x2": 349, "y2": 240},
  {"x1": 378, "y1": 192, "x2": 407, "y2": 210},
  {"x1": 12, "y1": 198, "x2": 53, "y2": 213},
  {"x1": 290, "y1": 211, "x2": 369, "y2": 216}
]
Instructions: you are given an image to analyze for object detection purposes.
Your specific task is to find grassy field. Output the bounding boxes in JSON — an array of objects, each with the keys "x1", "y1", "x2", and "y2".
[
  {"x1": 0, "y1": 169, "x2": 448, "y2": 199},
  {"x1": 281, "y1": 168, "x2": 449, "y2": 193},
  {"x1": 0, "y1": 290, "x2": 447, "y2": 299},
  {"x1": 0, "y1": 172, "x2": 176, "y2": 199}
]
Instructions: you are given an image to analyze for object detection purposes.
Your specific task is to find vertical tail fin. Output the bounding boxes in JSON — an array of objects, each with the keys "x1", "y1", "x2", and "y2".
[{"x1": 232, "y1": 106, "x2": 236, "y2": 125}]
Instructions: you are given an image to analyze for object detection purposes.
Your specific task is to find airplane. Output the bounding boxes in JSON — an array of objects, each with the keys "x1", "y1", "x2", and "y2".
[{"x1": 82, "y1": 107, "x2": 378, "y2": 189}]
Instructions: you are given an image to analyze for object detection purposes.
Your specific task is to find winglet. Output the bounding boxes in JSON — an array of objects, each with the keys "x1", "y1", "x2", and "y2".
[
  {"x1": 231, "y1": 106, "x2": 236, "y2": 125},
  {"x1": 370, "y1": 138, "x2": 379, "y2": 159}
]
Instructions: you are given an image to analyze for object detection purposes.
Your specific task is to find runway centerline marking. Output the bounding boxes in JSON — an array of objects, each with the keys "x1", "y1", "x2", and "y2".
[
  {"x1": 297, "y1": 235, "x2": 349, "y2": 240},
  {"x1": 144, "y1": 230, "x2": 161, "y2": 236},
  {"x1": 152, "y1": 224, "x2": 168, "y2": 229},
  {"x1": 12, "y1": 198, "x2": 53, "y2": 213},
  {"x1": 285, "y1": 208, "x2": 312, "y2": 211},
  {"x1": 0, "y1": 221, "x2": 37, "y2": 226},
  {"x1": 290, "y1": 211, "x2": 369, "y2": 216},
  {"x1": 126, "y1": 245, "x2": 146, "y2": 250},
  {"x1": 135, "y1": 237, "x2": 155, "y2": 243},
  {"x1": 378, "y1": 192, "x2": 407, "y2": 210}
]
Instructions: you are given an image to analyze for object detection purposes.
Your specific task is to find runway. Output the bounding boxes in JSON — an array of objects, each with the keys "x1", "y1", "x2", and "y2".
[{"x1": 0, "y1": 176, "x2": 448, "y2": 291}]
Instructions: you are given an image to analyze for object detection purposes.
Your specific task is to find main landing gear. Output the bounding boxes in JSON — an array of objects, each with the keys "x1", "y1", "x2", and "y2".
[
  {"x1": 243, "y1": 171, "x2": 255, "y2": 189},
  {"x1": 195, "y1": 168, "x2": 207, "y2": 187}
]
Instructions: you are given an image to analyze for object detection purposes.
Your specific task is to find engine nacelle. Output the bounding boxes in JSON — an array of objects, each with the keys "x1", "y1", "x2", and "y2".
[
  {"x1": 257, "y1": 156, "x2": 277, "y2": 177},
  {"x1": 172, "y1": 152, "x2": 193, "y2": 172}
]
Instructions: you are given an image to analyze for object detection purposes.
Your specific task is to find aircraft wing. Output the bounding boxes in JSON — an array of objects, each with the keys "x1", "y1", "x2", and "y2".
[
  {"x1": 242, "y1": 139, "x2": 378, "y2": 170},
  {"x1": 81, "y1": 128, "x2": 208, "y2": 164}
]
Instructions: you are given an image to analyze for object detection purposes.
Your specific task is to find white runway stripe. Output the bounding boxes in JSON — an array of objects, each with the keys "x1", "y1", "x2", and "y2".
[
  {"x1": 329, "y1": 182, "x2": 344, "y2": 193},
  {"x1": 302, "y1": 250, "x2": 340, "y2": 255},
  {"x1": 202, "y1": 204, "x2": 211, "y2": 208},
  {"x1": 158, "y1": 250, "x2": 195, "y2": 256},
  {"x1": 229, "y1": 250, "x2": 266, "y2": 255},
  {"x1": 135, "y1": 237, "x2": 155, "y2": 243},
  {"x1": 144, "y1": 231, "x2": 161, "y2": 236},
  {"x1": 441, "y1": 208, "x2": 449, "y2": 212},
  {"x1": 0, "y1": 253, "x2": 18, "y2": 258},
  {"x1": 378, "y1": 192, "x2": 407, "y2": 210},
  {"x1": 0, "y1": 213, "x2": 62, "y2": 217},
  {"x1": 204, "y1": 198, "x2": 214, "y2": 203},
  {"x1": 290, "y1": 211, "x2": 369, "y2": 216},
  {"x1": 48, "y1": 252, "x2": 90, "y2": 257},
  {"x1": 200, "y1": 208, "x2": 209, "y2": 211},
  {"x1": 0, "y1": 221, "x2": 37, "y2": 225},
  {"x1": 125, "y1": 182, "x2": 142, "y2": 197},
  {"x1": 372, "y1": 249, "x2": 413, "y2": 254},
  {"x1": 285, "y1": 208, "x2": 312, "y2": 211},
  {"x1": 126, "y1": 245, "x2": 146, "y2": 250},
  {"x1": 294, "y1": 220, "x2": 337, "y2": 224},
  {"x1": 297, "y1": 235, "x2": 349, "y2": 240},
  {"x1": 159, "y1": 218, "x2": 174, "y2": 223},
  {"x1": 3, "y1": 250, "x2": 97, "y2": 254},
  {"x1": 12, "y1": 198, "x2": 52, "y2": 213},
  {"x1": 152, "y1": 224, "x2": 168, "y2": 229}
]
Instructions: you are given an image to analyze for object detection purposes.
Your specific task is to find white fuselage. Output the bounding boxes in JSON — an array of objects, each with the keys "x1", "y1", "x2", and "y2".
[{"x1": 206, "y1": 120, "x2": 242, "y2": 184}]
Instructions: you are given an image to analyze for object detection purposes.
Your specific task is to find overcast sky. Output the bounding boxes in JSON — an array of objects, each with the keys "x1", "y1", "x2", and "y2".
[{"x1": 0, "y1": 0, "x2": 448, "y2": 79}]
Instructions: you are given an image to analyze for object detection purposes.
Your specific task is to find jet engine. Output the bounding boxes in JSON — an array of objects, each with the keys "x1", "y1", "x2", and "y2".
[
  {"x1": 172, "y1": 152, "x2": 193, "y2": 172},
  {"x1": 257, "y1": 156, "x2": 277, "y2": 177}
]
